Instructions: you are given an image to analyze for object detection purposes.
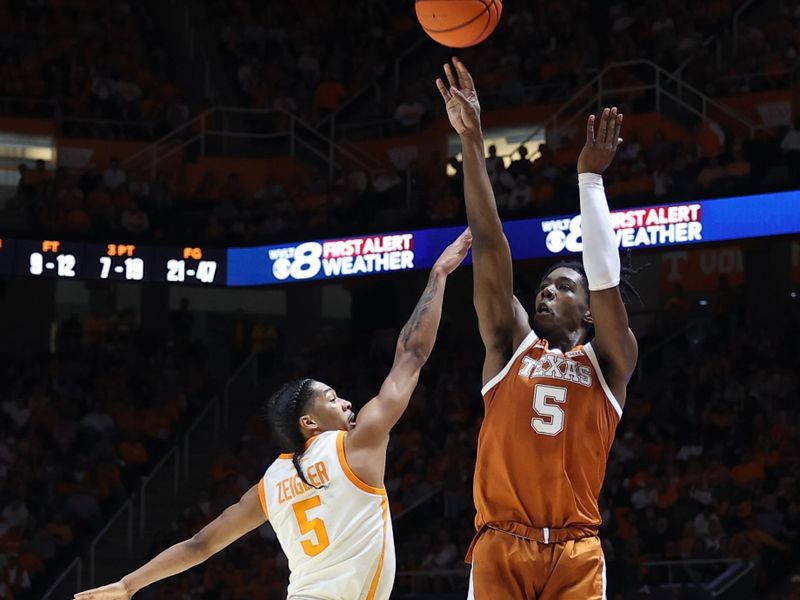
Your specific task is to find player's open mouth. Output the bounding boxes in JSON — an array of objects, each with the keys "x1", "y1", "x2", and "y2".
[
  {"x1": 348, "y1": 413, "x2": 356, "y2": 428},
  {"x1": 536, "y1": 304, "x2": 552, "y2": 314}
]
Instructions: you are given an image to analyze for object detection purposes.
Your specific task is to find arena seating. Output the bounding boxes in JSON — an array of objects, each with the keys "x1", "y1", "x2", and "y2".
[
  {"x1": 0, "y1": 0, "x2": 187, "y2": 137},
  {"x1": 0, "y1": 311, "x2": 212, "y2": 600}
]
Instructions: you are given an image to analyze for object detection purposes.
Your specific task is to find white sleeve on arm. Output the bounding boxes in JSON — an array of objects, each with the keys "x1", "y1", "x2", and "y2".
[{"x1": 579, "y1": 172, "x2": 620, "y2": 291}]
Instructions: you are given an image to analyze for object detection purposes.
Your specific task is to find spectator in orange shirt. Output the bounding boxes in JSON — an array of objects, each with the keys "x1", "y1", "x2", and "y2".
[
  {"x1": 694, "y1": 119, "x2": 724, "y2": 159},
  {"x1": 697, "y1": 157, "x2": 727, "y2": 189},
  {"x1": 725, "y1": 147, "x2": 752, "y2": 180},
  {"x1": 731, "y1": 451, "x2": 766, "y2": 487},
  {"x1": 314, "y1": 74, "x2": 346, "y2": 116},
  {"x1": 65, "y1": 198, "x2": 91, "y2": 233},
  {"x1": 121, "y1": 201, "x2": 150, "y2": 235}
]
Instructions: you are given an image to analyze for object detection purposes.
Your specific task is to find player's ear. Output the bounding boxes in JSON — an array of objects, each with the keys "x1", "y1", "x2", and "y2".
[
  {"x1": 298, "y1": 414, "x2": 318, "y2": 433},
  {"x1": 583, "y1": 309, "x2": 593, "y2": 327}
]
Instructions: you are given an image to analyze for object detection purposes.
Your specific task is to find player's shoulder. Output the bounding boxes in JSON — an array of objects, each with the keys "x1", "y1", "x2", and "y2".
[
  {"x1": 263, "y1": 431, "x2": 342, "y2": 481},
  {"x1": 482, "y1": 329, "x2": 540, "y2": 397}
]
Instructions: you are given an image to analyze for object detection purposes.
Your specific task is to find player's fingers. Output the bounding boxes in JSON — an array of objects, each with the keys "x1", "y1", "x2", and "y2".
[
  {"x1": 598, "y1": 108, "x2": 610, "y2": 146},
  {"x1": 435, "y1": 78, "x2": 451, "y2": 101},
  {"x1": 444, "y1": 63, "x2": 459, "y2": 90},
  {"x1": 450, "y1": 86, "x2": 470, "y2": 106},
  {"x1": 605, "y1": 107, "x2": 618, "y2": 144},
  {"x1": 452, "y1": 56, "x2": 475, "y2": 89},
  {"x1": 586, "y1": 114, "x2": 596, "y2": 145},
  {"x1": 612, "y1": 113, "x2": 623, "y2": 148}
]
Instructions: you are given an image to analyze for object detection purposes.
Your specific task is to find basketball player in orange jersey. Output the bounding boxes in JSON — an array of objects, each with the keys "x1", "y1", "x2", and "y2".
[
  {"x1": 72, "y1": 230, "x2": 471, "y2": 600},
  {"x1": 437, "y1": 58, "x2": 638, "y2": 599}
]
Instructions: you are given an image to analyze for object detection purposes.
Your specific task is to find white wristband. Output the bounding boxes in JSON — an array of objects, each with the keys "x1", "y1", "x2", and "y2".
[{"x1": 578, "y1": 173, "x2": 620, "y2": 291}]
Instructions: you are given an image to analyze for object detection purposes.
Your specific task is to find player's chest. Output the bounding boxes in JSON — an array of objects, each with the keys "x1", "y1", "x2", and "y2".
[
  {"x1": 486, "y1": 351, "x2": 601, "y2": 437},
  {"x1": 515, "y1": 349, "x2": 595, "y2": 389}
]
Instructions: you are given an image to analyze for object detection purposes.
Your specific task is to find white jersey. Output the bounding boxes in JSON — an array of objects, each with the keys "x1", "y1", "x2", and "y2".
[{"x1": 259, "y1": 430, "x2": 395, "y2": 600}]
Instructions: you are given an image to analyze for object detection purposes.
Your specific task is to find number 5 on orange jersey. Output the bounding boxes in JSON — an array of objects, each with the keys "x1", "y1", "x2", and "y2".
[
  {"x1": 292, "y1": 495, "x2": 330, "y2": 556},
  {"x1": 531, "y1": 384, "x2": 567, "y2": 436}
]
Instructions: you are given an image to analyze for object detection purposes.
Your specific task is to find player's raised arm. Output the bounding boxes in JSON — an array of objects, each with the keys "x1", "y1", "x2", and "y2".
[
  {"x1": 577, "y1": 107, "x2": 638, "y2": 404},
  {"x1": 436, "y1": 59, "x2": 523, "y2": 385},
  {"x1": 73, "y1": 484, "x2": 267, "y2": 599},
  {"x1": 346, "y1": 230, "x2": 471, "y2": 467}
]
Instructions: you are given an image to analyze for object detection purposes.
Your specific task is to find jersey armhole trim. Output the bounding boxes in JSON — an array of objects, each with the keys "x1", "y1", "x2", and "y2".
[
  {"x1": 336, "y1": 431, "x2": 387, "y2": 496},
  {"x1": 481, "y1": 329, "x2": 539, "y2": 396},
  {"x1": 257, "y1": 478, "x2": 269, "y2": 519},
  {"x1": 584, "y1": 343, "x2": 623, "y2": 418}
]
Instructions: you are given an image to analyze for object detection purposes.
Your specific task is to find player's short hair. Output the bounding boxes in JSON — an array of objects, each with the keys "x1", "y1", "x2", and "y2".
[{"x1": 266, "y1": 378, "x2": 325, "y2": 490}]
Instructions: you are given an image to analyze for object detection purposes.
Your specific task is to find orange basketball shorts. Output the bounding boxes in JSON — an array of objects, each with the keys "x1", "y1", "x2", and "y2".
[{"x1": 467, "y1": 525, "x2": 607, "y2": 600}]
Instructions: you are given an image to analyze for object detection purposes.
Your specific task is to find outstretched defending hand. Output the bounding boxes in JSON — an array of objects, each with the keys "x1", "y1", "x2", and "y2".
[
  {"x1": 578, "y1": 107, "x2": 624, "y2": 175},
  {"x1": 436, "y1": 57, "x2": 481, "y2": 138},
  {"x1": 433, "y1": 228, "x2": 472, "y2": 275},
  {"x1": 74, "y1": 581, "x2": 132, "y2": 600}
]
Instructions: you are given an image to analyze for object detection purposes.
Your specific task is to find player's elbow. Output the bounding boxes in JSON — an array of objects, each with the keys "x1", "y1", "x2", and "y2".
[
  {"x1": 186, "y1": 534, "x2": 215, "y2": 562},
  {"x1": 393, "y1": 335, "x2": 431, "y2": 370},
  {"x1": 397, "y1": 343, "x2": 430, "y2": 367},
  {"x1": 470, "y1": 227, "x2": 508, "y2": 249}
]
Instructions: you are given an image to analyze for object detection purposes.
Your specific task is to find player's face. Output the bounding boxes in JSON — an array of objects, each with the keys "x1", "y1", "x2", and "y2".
[
  {"x1": 532, "y1": 267, "x2": 590, "y2": 336},
  {"x1": 307, "y1": 383, "x2": 356, "y2": 432}
]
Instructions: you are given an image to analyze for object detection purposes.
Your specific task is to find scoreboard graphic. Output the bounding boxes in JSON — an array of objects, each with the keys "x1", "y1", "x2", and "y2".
[{"x1": 0, "y1": 190, "x2": 798, "y2": 287}]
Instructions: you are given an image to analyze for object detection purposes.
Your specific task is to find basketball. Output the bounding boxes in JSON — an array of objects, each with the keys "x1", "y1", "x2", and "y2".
[{"x1": 415, "y1": 0, "x2": 502, "y2": 48}]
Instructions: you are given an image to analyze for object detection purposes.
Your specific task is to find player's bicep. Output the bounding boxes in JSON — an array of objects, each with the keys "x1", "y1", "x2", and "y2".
[
  {"x1": 348, "y1": 354, "x2": 420, "y2": 451},
  {"x1": 589, "y1": 287, "x2": 638, "y2": 399},
  {"x1": 192, "y1": 484, "x2": 268, "y2": 557},
  {"x1": 472, "y1": 234, "x2": 516, "y2": 346}
]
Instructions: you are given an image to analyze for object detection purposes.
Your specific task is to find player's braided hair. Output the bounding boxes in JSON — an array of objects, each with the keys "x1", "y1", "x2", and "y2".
[
  {"x1": 541, "y1": 258, "x2": 642, "y2": 341},
  {"x1": 266, "y1": 378, "x2": 325, "y2": 490}
]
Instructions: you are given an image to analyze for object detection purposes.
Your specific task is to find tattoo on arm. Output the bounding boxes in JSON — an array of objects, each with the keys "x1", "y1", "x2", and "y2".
[{"x1": 398, "y1": 273, "x2": 441, "y2": 352}]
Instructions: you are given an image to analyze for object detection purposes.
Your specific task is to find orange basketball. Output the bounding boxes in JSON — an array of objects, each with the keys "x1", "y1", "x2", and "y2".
[{"x1": 415, "y1": 0, "x2": 502, "y2": 48}]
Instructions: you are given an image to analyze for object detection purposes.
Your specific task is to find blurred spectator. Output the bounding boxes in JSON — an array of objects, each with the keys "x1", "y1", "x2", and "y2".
[
  {"x1": 485, "y1": 144, "x2": 505, "y2": 184},
  {"x1": 102, "y1": 158, "x2": 128, "y2": 192},
  {"x1": 394, "y1": 95, "x2": 427, "y2": 128},
  {"x1": 0, "y1": 311, "x2": 211, "y2": 600}
]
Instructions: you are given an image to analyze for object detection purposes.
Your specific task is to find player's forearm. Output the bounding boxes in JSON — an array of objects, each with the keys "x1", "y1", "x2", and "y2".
[
  {"x1": 578, "y1": 173, "x2": 620, "y2": 291},
  {"x1": 121, "y1": 538, "x2": 207, "y2": 596},
  {"x1": 396, "y1": 268, "x2": 448, "y2": 364},
  {"x1": 460, "y1": 133, "x2": 504, "y2": 244}
]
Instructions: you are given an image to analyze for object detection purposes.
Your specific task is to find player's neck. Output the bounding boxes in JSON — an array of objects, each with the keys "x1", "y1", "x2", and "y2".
[{"x1": 542, "y1": 328, "x2": 584, "y2": 353}]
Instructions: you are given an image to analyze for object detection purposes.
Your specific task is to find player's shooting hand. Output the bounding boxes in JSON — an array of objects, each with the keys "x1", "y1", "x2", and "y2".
[
  {"x1": 578, "y1": 107, "x2": 623, "y2": 175},
  {"x1": 74, "y1": 581, "x2": 132, "y2": 600},
  {"x1": 436, "y1": 57, "x2": 481, "y2": 138},
  {"x1": 433, "y1": 228, "x2": 472, "y2": 275}
]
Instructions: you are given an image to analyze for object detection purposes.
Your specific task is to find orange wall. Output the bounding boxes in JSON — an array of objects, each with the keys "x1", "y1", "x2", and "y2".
[{"x1": 0, "y1": 116, "x2": 55, "y2": 136}]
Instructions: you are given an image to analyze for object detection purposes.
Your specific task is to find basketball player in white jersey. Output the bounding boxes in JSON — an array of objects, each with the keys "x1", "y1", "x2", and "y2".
[{"x1": 73, "y1": 229, "x2": 472, "y2": 600}]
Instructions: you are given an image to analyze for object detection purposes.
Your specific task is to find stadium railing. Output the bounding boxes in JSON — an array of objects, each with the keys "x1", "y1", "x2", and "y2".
[
  {"x1": 40, "y1": 556, "x2": 82, "y2": 600},
  {"x1": 120, "y1": 106, "x2": 379, "y2": 182},
  {"x1": 515, "y1": 59, "x2": 768, "y2": 155},
  {"x1": 646, "y1": 558, "x2": 756, "y2": 597}
]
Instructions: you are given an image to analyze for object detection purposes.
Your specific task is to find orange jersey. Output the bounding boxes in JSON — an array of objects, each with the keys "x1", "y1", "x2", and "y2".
[{"x1": 474, "y1": 330, "x2": 622, "y2": 532}]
